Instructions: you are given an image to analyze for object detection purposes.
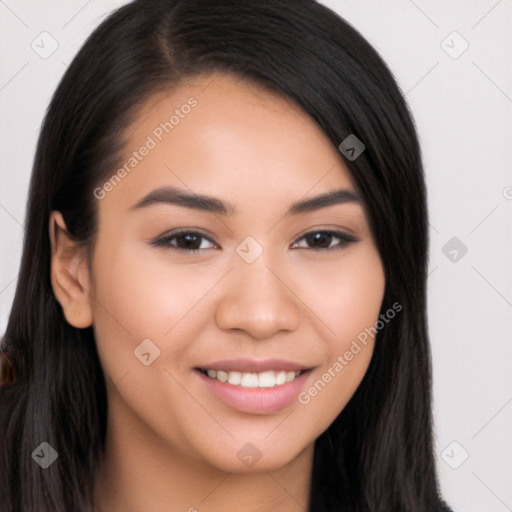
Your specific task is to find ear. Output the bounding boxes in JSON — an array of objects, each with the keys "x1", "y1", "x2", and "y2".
[{"x1": 49, "y1": 211, "x2": 93, "y2": 328}]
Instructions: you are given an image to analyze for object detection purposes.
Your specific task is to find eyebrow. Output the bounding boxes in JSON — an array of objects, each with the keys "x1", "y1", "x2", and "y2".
[{"x1": 129, "y1": 185, "x2": 360, "y2": 217}]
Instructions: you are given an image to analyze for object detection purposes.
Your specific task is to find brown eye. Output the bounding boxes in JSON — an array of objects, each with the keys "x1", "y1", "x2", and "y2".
[
  {"x1": 151, "y1": 230, "x2": 217, "y2": 252},
  {"x1": 291, "y1": 230, "x2": 358, "y2": 251}
]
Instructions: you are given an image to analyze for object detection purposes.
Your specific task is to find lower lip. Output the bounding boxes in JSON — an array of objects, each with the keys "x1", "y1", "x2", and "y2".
[{"x1": 196, "y1": 370, "x2": 311, "y2": 414}]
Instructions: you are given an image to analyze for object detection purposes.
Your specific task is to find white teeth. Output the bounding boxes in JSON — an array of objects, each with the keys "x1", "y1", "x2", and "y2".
[
  {"x1": 216, "y1": 370, "x2": 228, "y2": 382},
  {"x1": 202, "y1": 368, "x2": 303, "y2": 388},
  {"x1": 259, "y1": 370, "x2": 276, "y2": 388},
  {"x1": 286, "y1": 371, "x2": 296, "y2": 382},
  {"x1": 240, "y1": 373, "x2": 259, "y2": 388},
  {"x1": 276, "y1": 371, "x2": 286, "y2": 385},
  {"x1": 227, "y1": 371, "x2": 242, "y2": 385}
]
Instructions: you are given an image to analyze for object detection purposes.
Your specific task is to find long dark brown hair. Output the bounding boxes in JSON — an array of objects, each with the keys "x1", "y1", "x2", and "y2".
[{"x1": 0, "y1": 1, "x2": 453, "y2": 510}]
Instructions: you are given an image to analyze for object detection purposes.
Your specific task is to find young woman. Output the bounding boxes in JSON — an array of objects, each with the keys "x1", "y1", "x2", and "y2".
[{"x1": 0, "y1": 1, "x2": 454, "y2": 510}]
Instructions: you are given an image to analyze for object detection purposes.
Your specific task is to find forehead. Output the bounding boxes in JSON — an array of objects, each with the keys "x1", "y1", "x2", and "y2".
[{"x1": 97, "y1": 72, "x2": 356, "y2": 217}]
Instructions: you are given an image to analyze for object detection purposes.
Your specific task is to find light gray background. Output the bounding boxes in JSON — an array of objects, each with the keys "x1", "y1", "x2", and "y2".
[{"x1": 1, "y1": 1, "x2": 511, "y2": 511}]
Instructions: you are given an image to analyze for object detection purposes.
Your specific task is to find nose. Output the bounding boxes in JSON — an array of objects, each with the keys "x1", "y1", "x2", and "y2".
[{"x1": 215, "y1": 254, "x2": 302, "y2": 340}]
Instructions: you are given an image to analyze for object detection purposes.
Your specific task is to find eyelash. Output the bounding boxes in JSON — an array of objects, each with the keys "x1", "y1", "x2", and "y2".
[{"x1": 150, "y1": 229, "x2": 359, "y2": 253}]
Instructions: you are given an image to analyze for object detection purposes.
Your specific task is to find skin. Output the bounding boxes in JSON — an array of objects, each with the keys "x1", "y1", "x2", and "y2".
[{"x1": 49, "y1": 72, "x2": 385, "y2": 512}]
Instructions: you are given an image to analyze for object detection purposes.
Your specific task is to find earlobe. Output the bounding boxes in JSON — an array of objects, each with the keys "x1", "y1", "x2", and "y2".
[{"x1": 49, "y1": 211, "x2": 93, "y2": 329}]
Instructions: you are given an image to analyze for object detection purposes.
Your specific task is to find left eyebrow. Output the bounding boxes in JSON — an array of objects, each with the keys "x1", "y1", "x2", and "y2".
[
  {"x1": 286, "y1": 188, "x2": 360, "y2": 216},
  {"x1": 129, "y1": 186, "x2": 235, "y2": 216},
  {"x1": 129, "y1": 186, "x2": 361, "y2": 217}
]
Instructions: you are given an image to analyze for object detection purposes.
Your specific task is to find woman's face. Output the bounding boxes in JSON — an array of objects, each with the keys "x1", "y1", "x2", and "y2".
[{"x1": 83, "y1": 73, "x2": 385, "y2": 473}]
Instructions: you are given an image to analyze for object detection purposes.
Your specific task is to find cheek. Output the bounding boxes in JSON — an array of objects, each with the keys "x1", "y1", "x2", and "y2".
[
  {"x1": 298, "y1": 244, "x2": 385, "y2": 345},
  {"x1": 333, "y1": 251, "x2": 385, "y2": 341},
  {"x1": 91, "y1": 239, "x2": 205, "y2": 336},
  {"x1": 295, "y1": 245, "x2": 385, "y2": 425},
  {"x1": 89, "y1": 239, "x2": 218, "y2": 381},
  {"x1": 326, "y1": 245, "x2": 385, "y2": 377}
]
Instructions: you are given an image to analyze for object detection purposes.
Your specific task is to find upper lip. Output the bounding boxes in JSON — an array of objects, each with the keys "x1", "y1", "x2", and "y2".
[{"x1": 197, "y1": 358, "x2": 312, "y2": 373}]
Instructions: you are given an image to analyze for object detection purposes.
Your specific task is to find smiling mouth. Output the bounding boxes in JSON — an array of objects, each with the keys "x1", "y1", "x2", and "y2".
[{"x1": 197, "y1": 368, "x2": 304, "y2": 388}]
